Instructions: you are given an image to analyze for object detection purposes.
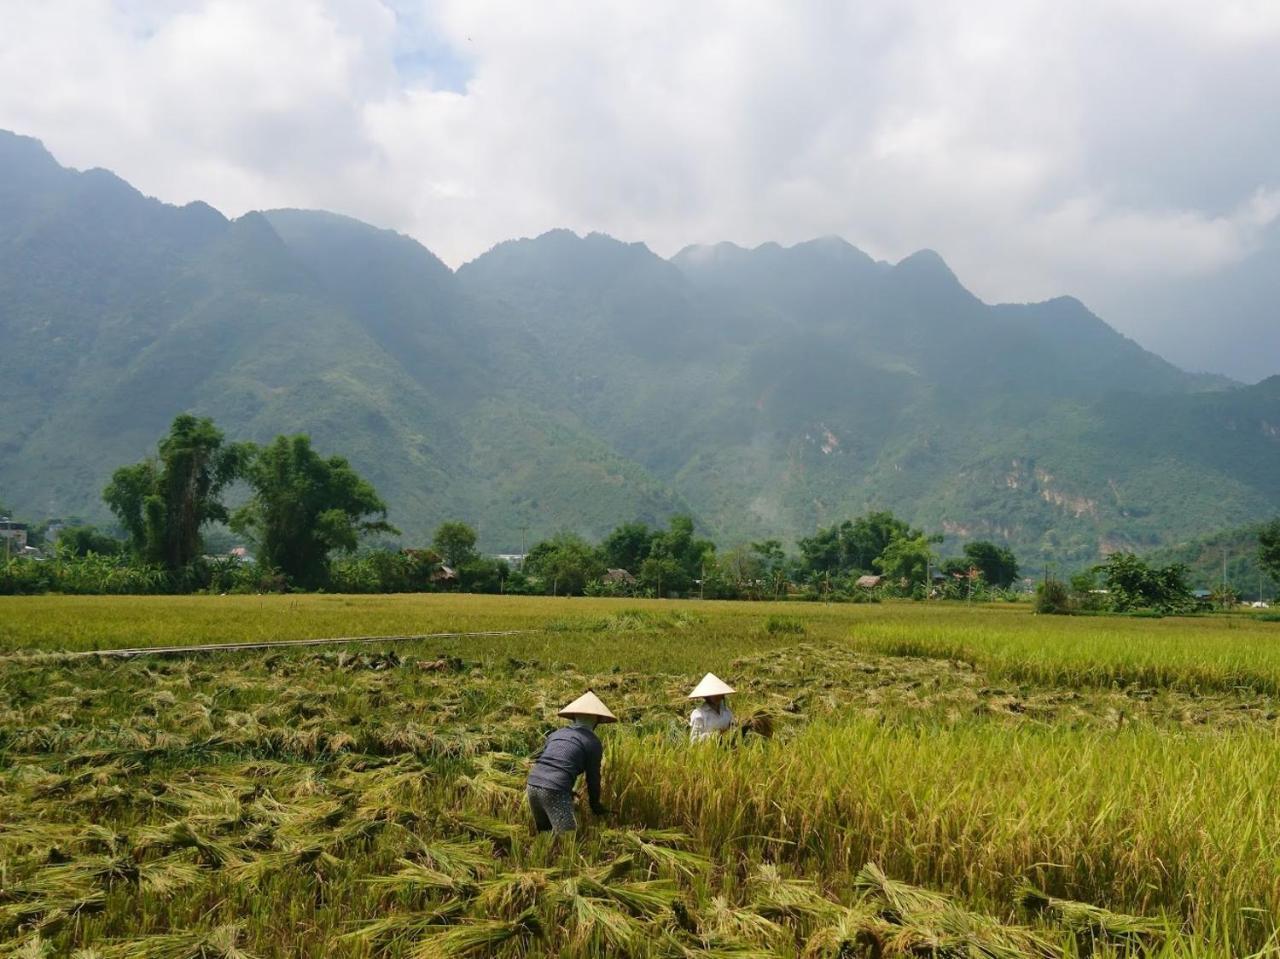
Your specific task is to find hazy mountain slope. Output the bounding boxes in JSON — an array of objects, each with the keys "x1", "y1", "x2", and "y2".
[
  {"x1": 1103, "y1": 219, "x2": 1280, "y2": 384},
  {"x1": 458, "y1": 232, "x2": 1274, "y2": 559},
  {"x1": 0, "y1": 135, "x2": 691, "y2": 543},
  {"x1": 0, "y1": 132, "x2": 227, "y2": 461},
  {"x1": 457, "y1": 230, "x2": 748, "y2": 477},
  {"x1": 0, "y1": 129, "x2": 1276, "y2": 559}
]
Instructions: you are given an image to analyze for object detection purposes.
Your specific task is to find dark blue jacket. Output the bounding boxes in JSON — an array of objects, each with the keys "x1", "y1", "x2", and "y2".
[{"x1": 527, "y1": 725, "x2": 603, "y2": 808}]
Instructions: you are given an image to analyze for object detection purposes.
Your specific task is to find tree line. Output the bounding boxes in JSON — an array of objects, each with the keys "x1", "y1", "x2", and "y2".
[
  {"x1": 2, "y1": 415, "x2": 394, "y2": 594},
  {"x1": 0, "y1": 414, "x2": 1022, "y2": 598},
  {"x1": 1036, "y1": 530, "x2": 1280, "y2": 615},
  {"x1": 4, "y1": 413, "x2": 1280, "y2": 603}
]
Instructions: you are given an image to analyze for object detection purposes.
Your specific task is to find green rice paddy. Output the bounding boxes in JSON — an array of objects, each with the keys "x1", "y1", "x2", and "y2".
[{"x1": 2, "y1": 595, "x2": 1279, "y2": 957}]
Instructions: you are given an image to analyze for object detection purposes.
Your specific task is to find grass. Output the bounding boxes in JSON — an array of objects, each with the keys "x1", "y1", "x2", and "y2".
[
  {"x1": 2, "y1": 595, "x2": 1280, "y2": 957},
  {"x1": 846, "y1": 603, "x2": 1280, "y2": 694}
]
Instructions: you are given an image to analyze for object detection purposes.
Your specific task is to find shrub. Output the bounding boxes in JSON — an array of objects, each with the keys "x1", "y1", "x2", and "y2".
[{"x1": 1035, "y1": 579, "x2": 1073, "y2": 615}]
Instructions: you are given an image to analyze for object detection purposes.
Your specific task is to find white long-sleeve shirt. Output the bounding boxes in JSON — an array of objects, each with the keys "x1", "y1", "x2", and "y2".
[{"x1": 689, "y1": 702, "x2": 733, "y2": 743}]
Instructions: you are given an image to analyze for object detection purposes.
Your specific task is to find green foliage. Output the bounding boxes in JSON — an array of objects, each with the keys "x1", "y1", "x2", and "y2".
[
  {"x1": 960, "y1": 541, "x2": 1019, "y2": 588},
  {"x1": 798, "y1": 512, "x2": 912, "y2": 578},
  {"x1": 433, "y1": 522, "x2": 480, "y2": 569},
  {"x1": 1260, "y1": 518, "x2": 1280, "y2": 585},
  {"x1": 638, "y1": 555, "x2": 686, "y2": 597},
  {"x1": 457, "y1": 556, "x2": 509, "y2": 594},
  {"x1": 1209, "y1": 583, "x2": 1240, "y2": 610},
  {"x1": 642, "y1": 516, "x2": 715, "y2": 598},
  {"x1": 600, "y1": 521, "x2": 654, "y2": 574},
  {"x1": 328, "y1": 548, "x2": 443, "y2": 594},
  {"x1": 0, "y1": 552, "x2": 172, "y2": 595},
  {"x1": 524, "y1": 533, "x2": 604, "y2": 596},
  {"x1": 1094, "y1": 553, "x2": 1195, "y2": 613},
  {"x1": 232, "y1": 435, "x2": 397, "y2": 589},
  {"x1": 1068, "y1": 569, "x2": 1097, "y2": 594},
  {"x1": 1066, "y1": 569, "x2": 1110, "y2": 612},
  {"x1": 874, "y1": 534, "x2": 936, "y2": 588},
  {"x1": 1035, "y1": 579, "x2": 1073, "y2": 615},
  {"x1": 102, "y1": 414, "x2": 245, "y2": 571},
  {"x1": 55, "y1": 525, "x2": 126, "y2": 557}
]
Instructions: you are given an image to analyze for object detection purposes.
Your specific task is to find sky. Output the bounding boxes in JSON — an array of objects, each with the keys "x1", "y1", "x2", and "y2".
[{"x1": 1, "y1": 0, "x2": 1277, "y2": 381}]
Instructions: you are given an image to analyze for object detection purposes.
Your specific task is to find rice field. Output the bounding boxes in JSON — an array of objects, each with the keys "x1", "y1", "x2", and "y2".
[{"x1": 2, "y1": 595, "x2": 1280, "y2": 958}]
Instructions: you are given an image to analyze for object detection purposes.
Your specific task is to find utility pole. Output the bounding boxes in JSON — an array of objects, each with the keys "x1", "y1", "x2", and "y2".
[{"x1": 519, "y1": 525, "x2": 529, "y2": 568}]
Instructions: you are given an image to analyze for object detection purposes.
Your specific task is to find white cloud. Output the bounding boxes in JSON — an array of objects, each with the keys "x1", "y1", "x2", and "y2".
[{"x1": 0, "y1": 0, "x2": 1278, "y2": 374}]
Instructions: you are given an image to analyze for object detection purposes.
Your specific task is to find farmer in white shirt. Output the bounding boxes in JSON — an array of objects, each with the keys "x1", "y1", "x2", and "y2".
[{"x1": 688, "y1": 673, "x2": 735, "y2": 742}]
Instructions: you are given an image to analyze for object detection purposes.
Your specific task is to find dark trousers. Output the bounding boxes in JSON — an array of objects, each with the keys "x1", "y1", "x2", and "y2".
[{"x1": 527, "y1": 784, "x2": 577, "y2": 833}]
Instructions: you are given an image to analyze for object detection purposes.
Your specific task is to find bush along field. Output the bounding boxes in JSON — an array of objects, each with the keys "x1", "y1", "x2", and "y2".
[{"x1": 3, "y1": 597, "x2": 1280, "y2": 957}]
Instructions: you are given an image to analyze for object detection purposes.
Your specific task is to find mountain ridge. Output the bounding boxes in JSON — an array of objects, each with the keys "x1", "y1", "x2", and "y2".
[{"x1": 0, "y1": 129, "x2": 1275, "y2": 562}]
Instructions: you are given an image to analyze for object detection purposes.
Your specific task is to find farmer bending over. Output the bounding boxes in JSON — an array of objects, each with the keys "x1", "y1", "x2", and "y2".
[
  {"x1": 688, "y1": 673, "x2": 735, "y2": 743},
  {"x1": 526, "y1": 690, "x2": 615, "y2": 833}
]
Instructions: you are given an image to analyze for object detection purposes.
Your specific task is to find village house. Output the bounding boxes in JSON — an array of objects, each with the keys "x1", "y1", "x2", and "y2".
[
  {"x1": 430, "y1": 564, "x2": 459, "y2": 586},
  {"x1": 602, "y1": 568, "x2": 638, "y2": 587}
]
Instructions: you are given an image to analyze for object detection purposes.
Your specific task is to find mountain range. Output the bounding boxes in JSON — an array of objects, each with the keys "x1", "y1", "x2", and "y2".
[{"x1": 1, "y1": 129, "x2": 1277, "y2": 565}]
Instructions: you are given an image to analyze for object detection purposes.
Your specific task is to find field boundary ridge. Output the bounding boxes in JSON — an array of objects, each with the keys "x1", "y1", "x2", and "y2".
[{"x1": 3, "y1": 629, "x2": 539, "y2": 661}]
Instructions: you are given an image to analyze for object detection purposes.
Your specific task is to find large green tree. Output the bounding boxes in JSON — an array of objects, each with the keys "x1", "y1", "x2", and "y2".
[
  {"x1": 524, "y1": 532, "x2": 604, "y2": 596},
  {"x1": 432, "y1": 521, "x2": 479, "y2": 568},
  {"x1": 1094, "y1": 552, "x2": 1194, "y2": 613},
  {"x1": 751, "y1": 538, "x2": 789, "y2": 598},
  {"x1": 232, "y1": 434, "x2": 396, "y2": 588},
  {"x1": 798, "y1": 511, "x2": 913, "y2": 577},
  {"x1": 875, "y1": 533, "x2": 936, "y2": 587},
  {"x1": 103, "y1": 414, "x2": 245, "y2": 570},
  {"x1": 1260, "y1": 519, "x2": 1280, "y2": 585},
  {"x1": 644, "y1": 515, "x2": 715, "y2": 596},
  {"x1": 601, "y1": 521, "x2": 654, "y2": 572},
  {"x1": 960, "y1": 541, "x2": 1020, "y2": 588}
]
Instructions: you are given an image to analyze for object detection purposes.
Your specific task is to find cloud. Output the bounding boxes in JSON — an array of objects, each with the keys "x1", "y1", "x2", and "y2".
[{"x1": 0, "y1": 0, "x2": 1277, "y2": 375}]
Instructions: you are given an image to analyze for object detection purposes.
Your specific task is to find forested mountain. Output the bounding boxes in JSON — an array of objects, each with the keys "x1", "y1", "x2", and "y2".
[{"x1": 2, "y1": 130, "x2": 1277, "y2": 563}]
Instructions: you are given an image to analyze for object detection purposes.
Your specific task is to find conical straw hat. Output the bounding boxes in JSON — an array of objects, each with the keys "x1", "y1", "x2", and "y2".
[
  {"x1": 558, "y1": 689, "x2": 618, "y2": 723},
  {"x1": 687, "y1": 673, "x2": 735, "y2": 699}
]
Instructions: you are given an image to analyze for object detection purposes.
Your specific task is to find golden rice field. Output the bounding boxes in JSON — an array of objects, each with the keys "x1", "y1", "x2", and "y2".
[{"x1": 2, "y1": 594, "x2": 1280, "y2": 958}]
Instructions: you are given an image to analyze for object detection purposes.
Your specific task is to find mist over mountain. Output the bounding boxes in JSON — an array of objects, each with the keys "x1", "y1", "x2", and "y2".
[
  {"x1": 1097, "y1": 219, "x2": 1280, "y2": 385},
  {"x1": 2, "y1": 130, "x2": 1277, "y2": 565}
]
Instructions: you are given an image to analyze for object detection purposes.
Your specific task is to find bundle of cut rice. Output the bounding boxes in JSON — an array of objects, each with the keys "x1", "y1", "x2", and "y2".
[
  {"x1": 739, "y1": 709, "x2": 778, "y2": 739},
  {"x1": 1018, "y1": 882, "x2": 1168, "y2": 950}
]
